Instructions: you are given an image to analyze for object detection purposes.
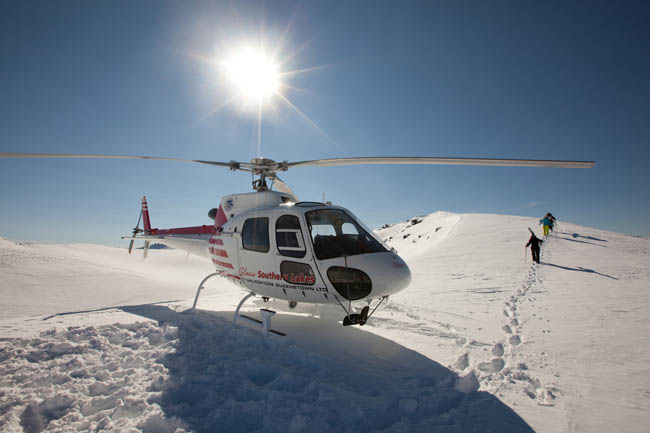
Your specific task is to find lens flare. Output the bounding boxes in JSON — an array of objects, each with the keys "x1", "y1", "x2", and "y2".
[
  {"x1": 223, "y1": 49, "x2": 279, "y2": 102},
  {"x1": 186, "y1": 19, "x2": 341, "y2": 154}
]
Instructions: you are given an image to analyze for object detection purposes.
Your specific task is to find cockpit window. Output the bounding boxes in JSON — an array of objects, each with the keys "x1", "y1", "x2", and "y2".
[
  {"x1": 305, "y1": 209, "x2": 387, "y2": 260},
  {"x1": 341, "y1": 222, "x2": 358, "y2": 235}
]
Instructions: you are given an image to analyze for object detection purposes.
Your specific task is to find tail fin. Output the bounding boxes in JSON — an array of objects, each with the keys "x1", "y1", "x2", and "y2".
[
  {"x1": 214, "y1": 204, "x2": 228, "y2": 229},
  {"x1": 142, "y1": 196, "x2": 152, "y2": 234}
]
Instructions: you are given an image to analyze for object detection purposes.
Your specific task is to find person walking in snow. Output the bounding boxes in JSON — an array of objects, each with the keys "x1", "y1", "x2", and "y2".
[
  {"x1": 548, "y1": 213, "x2": 557, "y2": 231},
  {"x1": 540, "y1": 214, "x2": 552, "y2": 237},
  {"x1": 526, "y1": 231, "x2": 543, "y2": 264}
]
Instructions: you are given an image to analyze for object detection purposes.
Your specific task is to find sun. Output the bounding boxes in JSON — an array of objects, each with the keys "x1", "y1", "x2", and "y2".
[
  {"x1": 188, "y1": 29, "x2": 338, "y2": 155},
  {"x1": 222, "y1": 48, "x2": 279, "y2": 103}
]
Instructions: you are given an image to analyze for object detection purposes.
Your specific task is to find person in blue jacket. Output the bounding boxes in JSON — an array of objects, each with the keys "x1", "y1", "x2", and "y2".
[{"x1": 540, "y1": 214, "x2": 552, "y2": 236}]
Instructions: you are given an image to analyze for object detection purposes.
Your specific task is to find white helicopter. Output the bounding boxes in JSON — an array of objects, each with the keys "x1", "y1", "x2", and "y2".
[{"x1": 0, "y1": 153, "x2": 594, "y2": 332}]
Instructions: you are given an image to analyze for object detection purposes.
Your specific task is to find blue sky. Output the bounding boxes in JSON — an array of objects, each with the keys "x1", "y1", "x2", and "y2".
[{"x1": 1, "y1": 0, "x2": 649, "y2": 245}]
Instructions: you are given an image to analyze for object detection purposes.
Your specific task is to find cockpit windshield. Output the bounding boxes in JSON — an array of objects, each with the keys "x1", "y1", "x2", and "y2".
[{"x1": 305, "y1": 209, "x2": 388, "y2": 260}]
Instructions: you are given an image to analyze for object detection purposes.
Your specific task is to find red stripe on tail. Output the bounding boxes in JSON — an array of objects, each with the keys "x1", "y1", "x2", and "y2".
[{"x1": 142, "y1": 196, "x2": 152, "y2": 234}]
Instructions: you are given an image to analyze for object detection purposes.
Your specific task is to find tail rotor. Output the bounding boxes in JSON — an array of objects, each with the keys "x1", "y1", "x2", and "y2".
[
  {"x1": 122, "y1": 196, "x2": 153, "y2": 258},
  {"x1": 128, "y1": 210, "x2": 143, "y2": 254}
]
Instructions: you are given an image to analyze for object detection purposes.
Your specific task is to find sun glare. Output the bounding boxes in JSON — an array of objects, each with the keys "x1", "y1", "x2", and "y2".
[
  {"x1": 190, "y1": 26, "x2": 338, "y2": 155},
  {"x1": 223, "y1": 49, "x2": 279, "y2": 102}
]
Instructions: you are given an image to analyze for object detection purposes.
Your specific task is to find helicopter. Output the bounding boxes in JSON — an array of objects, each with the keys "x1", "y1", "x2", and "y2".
[{"x1": 0, "y1": 153, "x2": 594, "y2": 331}]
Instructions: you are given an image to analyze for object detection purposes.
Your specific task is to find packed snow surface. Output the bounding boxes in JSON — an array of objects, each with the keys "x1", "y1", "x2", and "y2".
[{"x1": 1, "y1": 212, "x2": 649, "y2": 432}]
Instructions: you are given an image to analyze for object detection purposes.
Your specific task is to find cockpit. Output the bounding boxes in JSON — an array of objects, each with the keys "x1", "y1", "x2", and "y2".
[{"x1": 305, "y1": 208, "x2": 387, "y2": 260}]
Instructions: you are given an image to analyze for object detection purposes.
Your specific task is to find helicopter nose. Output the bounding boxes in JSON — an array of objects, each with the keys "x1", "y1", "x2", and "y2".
[
  {"x1": 328, "y1": 252, "x2": 410, "y2": 299},
  {"x1": 381, "y1": 253, "x2": 411, "y2": 296}
]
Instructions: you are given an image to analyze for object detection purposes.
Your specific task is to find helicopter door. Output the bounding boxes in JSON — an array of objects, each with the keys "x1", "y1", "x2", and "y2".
[
  {"x1": 273, "y1": 214, "x2": 322, "y2": 301},
  {"x1": 236, "y1": 216, "x2": 277, "y2": 296}
]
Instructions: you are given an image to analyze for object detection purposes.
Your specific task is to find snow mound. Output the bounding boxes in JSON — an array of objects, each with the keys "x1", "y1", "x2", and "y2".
[
  {"x1": 0, "y1": 321, "x2": 179, "y2": 432},
  {"x1": 0, "y1": 306, "x2": 533, "y2": 433}
]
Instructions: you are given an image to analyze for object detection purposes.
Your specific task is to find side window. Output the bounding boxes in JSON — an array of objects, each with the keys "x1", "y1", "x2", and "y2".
[
  {"x1": 281, "y1": 261, "x2": 316, "y2": 286},
  {"x1": 242, "y1": 217, "x2": 270, "y2": 253},
  {"x1": 276, "y1": 215, "x2": 306, "y2": 258}
]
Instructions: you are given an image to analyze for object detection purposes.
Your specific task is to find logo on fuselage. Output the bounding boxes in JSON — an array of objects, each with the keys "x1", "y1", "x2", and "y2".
[{"x1": 239, "y1": 266, "x2": 316, "y2": 285}]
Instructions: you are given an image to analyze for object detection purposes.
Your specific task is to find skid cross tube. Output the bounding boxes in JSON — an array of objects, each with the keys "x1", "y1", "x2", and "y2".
[
  {"x1": 233, "y1": 292, "x2": 256, "y2": 324},
  {"x1": 191, "y1": 272, "x2": 222, "y2": 311},
  {"x1": 232, "y1": 293, "x2": 286, "y2": 336}
]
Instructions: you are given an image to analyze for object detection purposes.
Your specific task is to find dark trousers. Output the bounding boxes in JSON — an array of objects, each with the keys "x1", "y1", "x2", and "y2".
[{"x1": 531, "y1": 246, "x2": 540, "y2": 263}]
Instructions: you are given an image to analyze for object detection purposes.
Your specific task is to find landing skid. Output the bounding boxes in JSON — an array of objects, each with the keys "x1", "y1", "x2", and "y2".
[
  {"x1": 191, "y1": 274, "x2": 285, "y2": 336},
  {"x1": 191, "y1": 272, "x2": 222, "y2": 310},
  {"x1": 339, "y1": 296, "x2": 388, "y2": 326},
  {"x1": 233, "y1": 292, "x2": 286, "y2": 337},
  {"x1": 343, "y1": 306, "x2": 369, "y2": 326}
]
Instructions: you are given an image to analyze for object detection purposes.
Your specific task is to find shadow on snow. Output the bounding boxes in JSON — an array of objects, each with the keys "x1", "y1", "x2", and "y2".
[
  {"x1": 554, "y1": 236, "x2": 607, "y2": 247},
  {"x1": 119, "y1": 304, "x2": 535, "y2": 433},
  {"x1": 556, "y1": 232, "x2": 608, "y2": 243},
  {"x1": 541, "y1": 262, "x2": 618, "y2": 280}
]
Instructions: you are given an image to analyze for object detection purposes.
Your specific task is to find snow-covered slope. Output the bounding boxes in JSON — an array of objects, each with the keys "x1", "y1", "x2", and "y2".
[
  {"x1": 1, "y1": 212, "x2": 649, "y2": 433},
  {"x1": 375, "y1": 212, "x2": 650, "y2": 432},
  {"x1": 0, "y1": 238, "x2": 217, "y2": 320}
]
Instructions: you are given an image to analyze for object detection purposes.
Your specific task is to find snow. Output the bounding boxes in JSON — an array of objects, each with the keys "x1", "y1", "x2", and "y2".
[{"x1": 1, "y1": 211, "x2": 649, "y2": 432}]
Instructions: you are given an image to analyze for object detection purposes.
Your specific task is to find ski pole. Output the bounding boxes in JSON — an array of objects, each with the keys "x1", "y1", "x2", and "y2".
[{"x1": 524, "y1": 246, "x2": 527, "y2": 262}]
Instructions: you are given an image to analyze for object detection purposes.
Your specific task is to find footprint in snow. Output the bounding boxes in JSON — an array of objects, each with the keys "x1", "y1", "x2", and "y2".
[
  {"x1": 454, "y1": 353, "x2": 469, "y2": 370},
  {"x1": 478, "y1": 358, "x2": 505, "y2": 373},
  {"x1": 492, "y1": 343, "x2": 504, "y2": 357}
]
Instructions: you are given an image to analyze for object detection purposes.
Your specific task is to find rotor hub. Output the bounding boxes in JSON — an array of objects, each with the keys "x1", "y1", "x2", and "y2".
[
  {"x1": 250, "y1": 157, "x2": 276, "y2": 166},
  {"x1": 245, "y1": 157, "x2": 289, "y2": 177},
  {"x1": 242, "y1": 157, "x2": 290, "y2": 191}
]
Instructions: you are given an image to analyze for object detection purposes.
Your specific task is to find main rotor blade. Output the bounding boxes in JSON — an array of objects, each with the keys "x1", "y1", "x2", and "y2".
[
  {"x1": 271, "y1": 176, "x2": 298, "y2": 200},
  {"x1": 0, "y1": 152, "x2": 235, "y2": 168},
  {"x1": 288, "y1": 156, "x2": 595, "y2": 169}
]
